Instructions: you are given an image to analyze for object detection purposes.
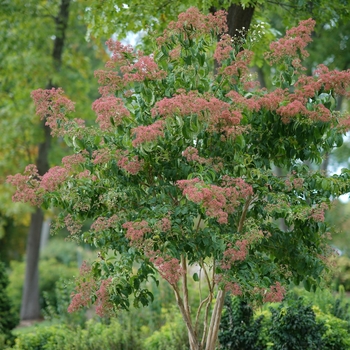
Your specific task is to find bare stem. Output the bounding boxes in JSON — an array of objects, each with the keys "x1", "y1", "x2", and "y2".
[
  {"x1": 238, "y1": 195, "x2": 252, "y2": 233},
  {"x1": 173, "y1": 283, "x2": 199, "y2": 349}
]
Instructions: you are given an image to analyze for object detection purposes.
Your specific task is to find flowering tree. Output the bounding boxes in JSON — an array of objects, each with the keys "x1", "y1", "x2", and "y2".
[{"x1": 8, "y1": 8, "x2": 350, "y2": 350}]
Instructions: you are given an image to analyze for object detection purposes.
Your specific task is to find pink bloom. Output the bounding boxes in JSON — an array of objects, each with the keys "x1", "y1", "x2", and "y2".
[
  {"x1": 104, "y1": 39, "x2": 135, "y2": 69},
  {"x1": 64, "y1": 214, "x2": 82, "y2": 235},
  {"x1": 117, "y1": 155, "x2": 144, "y2": 175},
  {"x1": 91, "y1": 215, "x2": 119, "y2": 232},
  {"x1": 131, "y1": 120, "x2": 165, "y2": 147},
  {"x1": 225, "y1": 282, "x2": 242, "y2": 296},
  {"x1": 31, "y1": 88, "x2": 75, "y2": 136},
  {"x1": 263, "y1": 282, "x2": 286, "y2": 303},
  {"x1": 62, "y1": 153, "x2": 86, "y2": 170},
  {"x1": 7, "y1": 164, "x2": 43, "y2": 206},
  {"x1": 95, "y1": 278, "x2": 114, "y2": 317},
  {"x1": 158, "y1": 7, "x2": 227, "y2": 43},
  {"x1": 68, "y1": 261, "x2": 96, "y2": 313},
  {"x1": 266, "y1": 19, "x2": 315, "y2": 65},
  {"x1": 121, "y1": 55, "x2": 166, "y2": 82},
  {"x1": 92, "y1": 149, "x2": 111, "y2": 165},
  {"x1": 122, "y1": 220, "x2": 151, "y2": 242},
  {"x1": 159, "y1": 217, "x2": 171, "y2": 232},
  {"x1": 92, "y1": 96, "x2": 130, "y2": 130},
  {"x1": 40, "y1": 166, "x2": 68, "y2": 191},
  {"x1": 221, "y1": 241, "x2": 248, "y2": 270},
  {"x1": 148, "y1": 251, "x2": 184, "y2": 285}
]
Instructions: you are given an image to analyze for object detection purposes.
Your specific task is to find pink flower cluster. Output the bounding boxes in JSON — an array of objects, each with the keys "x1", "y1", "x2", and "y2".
[
  {"x1": 64, "y1": 214, "x2": 82, "y2": 236},
  {"x1": 266, "y1": 18, "x2": 315, "y2": 65},
  {"x1": 92, "y1": 96, "x2": 130, "y2": 130},
  {"x1": 120, "y1": 56, "x2": 167, "y2": 82},
  {"x1": 7, "y1": 164, "x2": 43, "y2": 206},
  {"x1": 152, "y1": 92, "x2": 243, "y2": 137},
  {"x1": 68, "y1": 261, "x2": 96, "y2": 313},
  {"x1": 92, "y1": 149, "x2": 111, "y2": 165},
  {"x1": 214, "y1": 34, "x2": 233, "y2": 63},
  {"x1": 68, "y1": 262, "x2": 113, "y2": 317},
  {"x1": 105, "y1": 39, "x2": 135, "y2": 67},
  {"x1": 226, "y1": 90, "x2": 260, "y2": 112},
  {"x1": 314, "y1": 64, "x2": 350, "y2": 97},
  {"x1": 176, "y1": 176, "x2": 253, "y2": 224},
  {"x1": 220, "y1": 50, "x2": 254, "y2": 84},
  {"x1": 131, "y1": 120, "x2": 165, "y2": 147},
  {"x1": 122, "y1": 220, "x2": 151, "y2": 242},
  {"x1": 148, "y1": 251, "x2": 184, "y2": 285},
  {"x1": 220, "y1": 240, "x2": 249, "y2": 270},
  {"x1": 41, "y1": 166, "x2": 69, "y2": 191},
  {"x1": 31, "y1": 88, "x2": 75, "y2": 136},
  {"x1": 91, "y1": 215, "x2": 119, "y2": 232},
  {"x1": 263, "y1": 282, "x2": 286, "y2": 303},
  {"x1": 95, "y1": 40, "x2": 165, "y2": 96},
  {"x1": 277, "y1": 100, "x2": 331, "y2": 123},
  {"x1": 309, "y1": 202, "x2": 328, "y2": 222},
  {"x1": 224, "y1": 282, "x2": 242, "y2": 296},
  {"x1": 95, "y1": 278, "x2": 114, "y2": 317},
  {"x1": 62, "y1": 153, "x2": 86, "y2": 171},
  {"x1": 182, "y1": 147, "x2": 224, "y2": 171},
  {"x1": 158, "y1": 7, "x2": 227, "y2": 44},
  {"x1": 156, "y1": 217, "x2": 172, "y2": 232},
  {"x1": 116, "y1": 150, "x2": 144, "y2": 175}
]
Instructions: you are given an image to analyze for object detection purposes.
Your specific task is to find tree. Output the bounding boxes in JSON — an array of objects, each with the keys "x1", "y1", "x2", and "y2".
[
  {"x1": 8, "y1": 7, "x2": 350, "y2": 350},
  {"x1": 0, "y1": 0, "x2": 106, "y2": 320}
]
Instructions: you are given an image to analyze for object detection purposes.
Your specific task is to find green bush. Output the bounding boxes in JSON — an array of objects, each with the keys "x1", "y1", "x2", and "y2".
[
  {"x1": 218, "y1": 296, "x2": 264, "y2": 350},
  {"x1": 313, "y1": 305, "x2": 350, "y2": 350},
  {"x1": 13, "y1": 318, "x2": 144, "y2": 350},
  {"x1": 7, "y1": 258, "x2": 78, "y2": 315},
  {"x1": 144, "y1": 306, "x2": 188, "y2": 350},
  {"x1": 0, "y1": 261, "x2": 19, "y2": 347},
  {"x1": 269, "y1": 297, "x2": 325, "y2": 350},
  {"x1": 332, "y1": 256, "x2": 350, "y2": 292}
]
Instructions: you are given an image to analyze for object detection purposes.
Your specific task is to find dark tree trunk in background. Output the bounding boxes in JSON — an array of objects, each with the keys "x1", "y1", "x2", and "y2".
[
  {"x1": 20, "y1": 0, "x2": 71, "y2": 321},
  {"x1": 226, "y1": 4, "x2": 255, "y2": 38}
]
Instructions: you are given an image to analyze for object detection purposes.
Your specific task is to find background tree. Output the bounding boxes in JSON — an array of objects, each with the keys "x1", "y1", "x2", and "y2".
[
  {"x1": 8, "y1": 8, "x2": 350, "y2": 350},
  {"x1": 0, "y1": 0, "x2": 106, "y2": 320}
]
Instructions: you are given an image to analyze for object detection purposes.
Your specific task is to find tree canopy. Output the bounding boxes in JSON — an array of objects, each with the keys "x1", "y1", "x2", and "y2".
[{"x1": 8, "y1": 7, "x2": 350, "y2": 349}]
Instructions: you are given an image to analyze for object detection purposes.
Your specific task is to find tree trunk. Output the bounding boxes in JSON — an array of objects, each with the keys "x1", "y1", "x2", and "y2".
[
  {"x1": 20, "y1": 0, "x2": 71, "y2": 321},
  {"x1": 20, "y1": 208, "x2": 43, "y2": 320},
  {"x1": 226, "y1": 4, "x2": 255, "y2": 38},
  {"x1": 205, "y1": 290, "x2": 226, "y2": 350}
]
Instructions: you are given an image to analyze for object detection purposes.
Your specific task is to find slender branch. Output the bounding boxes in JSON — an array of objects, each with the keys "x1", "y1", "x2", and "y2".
[
  {"x1": 201, "y1": 292, "x2": 213, "y2": 349},
  {"x1": 238, "y1": 195, "x2": 252, "y2": 233},
  {"x1": 172, "y1": 283, "x2": 198, "y2": 349},
  {"x1": 181, "y1": 255, "x2": 191, "y2": 323}
]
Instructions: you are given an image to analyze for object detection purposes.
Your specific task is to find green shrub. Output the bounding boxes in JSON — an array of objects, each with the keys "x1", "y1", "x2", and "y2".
[
  {"x1": 268, "y1": 297, "x2": 325, "y2": 350},
  {"x1": 312, "y1": 305, "x2": 350, "y2": 350},
  {"x1": 7, "y1": 258, "x2": 78, "y2": 315},
  {"x1": 13, "y1": 318, "x2": 144, "y2": 350},
  {"x1": 333, "y1": 256, "x2": 350, "y2": 292},
  {"x1": 218, "y1": 296, "x2": 264, "y2": 350},
  {"x1": 0, "y1": 261, "x2": 19, "y2": 347},
  {"x1": 144, "y1": 306, "x2": 188, "y2": 350}
]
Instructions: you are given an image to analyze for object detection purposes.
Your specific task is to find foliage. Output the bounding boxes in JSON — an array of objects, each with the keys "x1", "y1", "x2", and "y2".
[
  {"x1": 268, "y1": 297, "x2": 325, "y2": 349},
  {"x1": 7, "y1": 7, "x2": 350, "y2": 349},
  {"x1": 12, "y1": 318, "x2": 143, "y2": 350},
  {"x1": 332, "y1": 256, "x2": 350, "y2": 291},
  {"x1": 218, "y1": 296, "x2": 264, "y2": 349},
  {"x1": 313, "y1": 305, "x2": 350, "y2": 350},
  {"x1": 83, "y1": 0, "x2": 350, "y2": 51},
  {"x1": 0, "y1": 261, "x2": 19, "y2": 347},
  {"x1": 7, "y1": 258, "x2": 78, "y2": 315},
  {"x1": 143, "y1": 306, "x2": 189, "y2": 350}
]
